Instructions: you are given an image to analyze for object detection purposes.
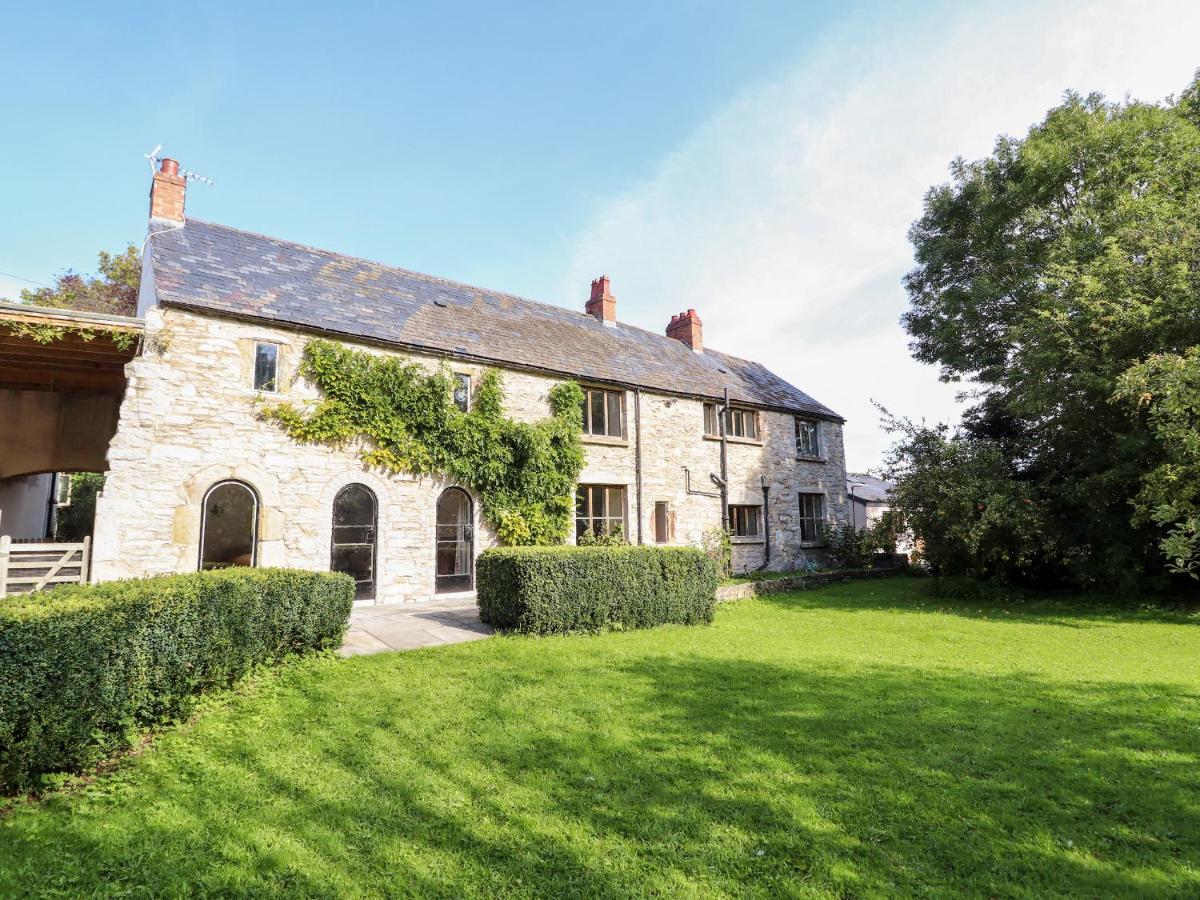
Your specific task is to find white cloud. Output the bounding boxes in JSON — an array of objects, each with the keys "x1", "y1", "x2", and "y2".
[{"x1": 566, "y1": 0, "x2": 1200, "y2": 471}]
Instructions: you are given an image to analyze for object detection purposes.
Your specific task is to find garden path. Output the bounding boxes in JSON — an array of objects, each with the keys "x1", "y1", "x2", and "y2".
[{"x1": 340, "y1": 597, "x2": 492, "y2": 656}]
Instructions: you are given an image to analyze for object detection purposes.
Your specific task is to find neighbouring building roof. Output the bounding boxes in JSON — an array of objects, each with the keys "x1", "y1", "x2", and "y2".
[
  {"x1": 147, "y1": 218, "x2": 842, "y2": 420},
  {"x1": 847, "y1": 473, "x2": 893, "y2": 504}
]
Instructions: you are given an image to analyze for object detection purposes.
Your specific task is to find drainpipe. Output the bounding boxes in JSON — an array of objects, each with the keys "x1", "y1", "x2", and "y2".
[
  {"x1": 634, "y1": 388, "x2": 644, "y2": 545},
  {"x1": 683, "y1": 466, "x2": 721, "y2": 499},
  {"x1": 755, "y1": 473, "x2": 771, "y2": 571},
  {"x1": 719, "y1": 388, "x2": 730, "y2": 530}
]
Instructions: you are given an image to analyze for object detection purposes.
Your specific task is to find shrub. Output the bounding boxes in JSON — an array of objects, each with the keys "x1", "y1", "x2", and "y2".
[
  {"x1": 576, "y1": 524, "x2": 628, "y2": 546},
  {"x1": 821, "y1": 514, "x2": 908, "y2": 569},
  {"x1": 477, "y1": 546, "x2": 718, "y2": 634},
  {"x1": 820, "y1": 522, "x2": 872, "y2": 569},
  {"x1": 0, "y1": 568, "x2": 353, "y2": 792},
  {"x1": 700, "y1": 527, "x2": 733, "y2": 580}
]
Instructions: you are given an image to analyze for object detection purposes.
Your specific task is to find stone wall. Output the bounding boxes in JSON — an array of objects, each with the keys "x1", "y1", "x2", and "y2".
[{"x1": 91, "y1": 307, "x2": 848, "y2": 602}]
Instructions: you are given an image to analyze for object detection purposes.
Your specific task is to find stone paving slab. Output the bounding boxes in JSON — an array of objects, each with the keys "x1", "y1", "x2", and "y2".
[{"x1": 340, "y1": 596, "x2": 493, "y2": 657}]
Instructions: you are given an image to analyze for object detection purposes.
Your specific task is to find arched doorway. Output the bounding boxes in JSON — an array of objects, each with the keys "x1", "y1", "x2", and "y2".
[
  {"x1": 435, "y1": 487, "x2": 473, "y2": 593},
  {"x1": 199, "y1": 480, "x2": 259, "y2": 570},
  {"x1": 331, "y1": 483, "x2": 378, "y2": 601}
]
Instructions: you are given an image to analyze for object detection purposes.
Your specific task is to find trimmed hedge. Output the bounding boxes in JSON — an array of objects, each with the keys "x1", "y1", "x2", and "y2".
[
  {"x1": 476, "y1": 545, "x2": 718, "y2": 634},
  {"x1": 0, "y1": 568, "x2": 353, "y2": 791}
]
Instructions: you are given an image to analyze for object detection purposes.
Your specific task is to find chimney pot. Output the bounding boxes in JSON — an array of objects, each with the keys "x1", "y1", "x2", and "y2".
[
  {"x1": 666, "y1": 307, "x2": 704, "y2": 353},
  {"x1": 160, "y1": 158, "x2": 180, "y2": 176},
  {"x1": 585, "y1": 274, "x2": 617, "y2": 325}
]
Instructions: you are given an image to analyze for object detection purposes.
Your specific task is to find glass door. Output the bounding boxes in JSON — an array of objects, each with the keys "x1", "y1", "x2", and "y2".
[
  {"x1": 436, "y1": 488, "x2": 473, "y2": 592},
  {"x1": 331, "y1": 483, "x2": 377, "y2": 601}
]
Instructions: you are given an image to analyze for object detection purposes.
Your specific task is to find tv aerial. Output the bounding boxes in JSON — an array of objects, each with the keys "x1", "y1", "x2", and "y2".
[{"x1": 143, "y1": 144, "x2": 215, "y2": 186}]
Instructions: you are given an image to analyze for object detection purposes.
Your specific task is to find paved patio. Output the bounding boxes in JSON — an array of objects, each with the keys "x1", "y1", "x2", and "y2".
[{"x1": 340, "y1": 596, "x2": 493, "y2": 656}]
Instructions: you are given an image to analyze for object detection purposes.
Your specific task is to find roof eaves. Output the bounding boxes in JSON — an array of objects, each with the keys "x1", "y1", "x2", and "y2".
[{"x1": 157, "y1": 298, "x2": 843, "y2": 420}]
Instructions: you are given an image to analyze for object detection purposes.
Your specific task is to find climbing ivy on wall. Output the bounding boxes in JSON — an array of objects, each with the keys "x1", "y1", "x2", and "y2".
[
  {"x1": 262, "y1": 339, "x2": 586, "y2": 546},
  {"x1": 2, "y1": 321, "x2": 138, "y2": 351}
]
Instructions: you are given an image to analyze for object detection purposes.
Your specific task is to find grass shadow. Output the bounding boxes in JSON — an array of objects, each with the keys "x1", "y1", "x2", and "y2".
[
  {"x1": 755, "y1": 576, "x2": 1200, "y2": 627},
  {"x1": 1, "y1": 644, "x2": 1197, "y2": 897}
]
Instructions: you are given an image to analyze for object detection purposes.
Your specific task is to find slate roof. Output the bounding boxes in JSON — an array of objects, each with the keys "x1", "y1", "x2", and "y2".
[
  {"x1": 847, "y1": 473, "x2": 893, "y2": 504},
  {"x1": 149, "y1": 218, "x2": 841, "y2": 420}
]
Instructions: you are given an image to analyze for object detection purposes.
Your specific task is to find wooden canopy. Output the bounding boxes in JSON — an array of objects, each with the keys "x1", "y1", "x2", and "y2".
[{"x1": 0, "y1": 303, "x2": 143, "y2": 392}]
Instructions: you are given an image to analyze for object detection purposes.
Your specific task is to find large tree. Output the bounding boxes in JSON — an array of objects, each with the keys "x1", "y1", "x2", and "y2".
[
  {"x1": 6, "y1": 245, "x2": 140, "y2": 317},
  {"x1": 899, "y1": 74, "x2": 1200, "y2": 587}
]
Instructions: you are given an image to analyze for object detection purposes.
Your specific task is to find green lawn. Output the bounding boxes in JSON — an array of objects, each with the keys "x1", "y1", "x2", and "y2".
[{"x1": 2, "y1": 577, "x2": 1199, "y2": 898}]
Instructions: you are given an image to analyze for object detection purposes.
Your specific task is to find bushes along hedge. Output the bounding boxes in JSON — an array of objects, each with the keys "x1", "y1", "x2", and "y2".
[
  {"x1": 476, "y1": 545, "x2": 718, "y2": 634},
  {"x1": 0, "y1": 567, "x2": 354, "y2": 791}
]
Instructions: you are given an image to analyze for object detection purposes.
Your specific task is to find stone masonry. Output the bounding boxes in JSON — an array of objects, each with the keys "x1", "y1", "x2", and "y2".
[{"x1": 91, "y1": 306, "x2": 848, "y2": 602}]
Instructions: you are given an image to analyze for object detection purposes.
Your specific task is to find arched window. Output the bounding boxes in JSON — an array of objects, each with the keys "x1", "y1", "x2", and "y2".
[
  {"x1": 199, "y1": 480, "x2": 259, "y2": 570},
  {"x1": 435, "y1": 487, "x2": 474, "y2": 592},
  {"x1": 331, "y1": 483, "x2": 378, "y2": 601}
]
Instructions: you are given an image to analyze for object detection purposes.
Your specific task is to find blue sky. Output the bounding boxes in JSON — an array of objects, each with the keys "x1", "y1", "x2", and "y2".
[
  {"x1": 0, "y1": 1, "x2": 859, "y2": 292},
  {"x1": 2, "y1": 1, "x2": 1198, "y2": 467}
]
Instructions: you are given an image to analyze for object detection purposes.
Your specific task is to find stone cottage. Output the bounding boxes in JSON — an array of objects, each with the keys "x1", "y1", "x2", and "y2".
[{"x1": 87, "y1": 158, "x2": 848, "y2": 603}]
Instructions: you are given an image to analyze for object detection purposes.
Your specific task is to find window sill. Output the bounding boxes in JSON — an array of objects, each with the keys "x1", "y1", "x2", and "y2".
[
  {"x1": 703, "y1": 434, "x2": 764, "y2": 447},
  {"x1": 731, "y1": 536, "x2": 765, "y2": 545},
  {"x1": 582, "y1": 434, "x2": 629, "y2": 447},
  {"x1": 796, "y1": 455, "x2": 826, "y2": 463}
]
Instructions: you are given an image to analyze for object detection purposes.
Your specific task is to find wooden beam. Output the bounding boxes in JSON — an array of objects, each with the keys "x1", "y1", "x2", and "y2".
[
  {"x1": 0, "y1": 365, "x2": 125, "y2": 391},
  {"x1": 0, "y1": 336, "x2": 136, "y2": 361},
  {"x1": 0, "y1": 350, "x2": 129, "y2": 372}
]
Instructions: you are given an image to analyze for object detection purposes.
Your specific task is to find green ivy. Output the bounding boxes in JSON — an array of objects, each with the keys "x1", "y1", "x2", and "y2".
[
  {"x1": 2, "y1": 321, "x2": 137, "y2": 352},
  {"x1": 262, "y1": 339, "x2": 586, "y2": 545}
]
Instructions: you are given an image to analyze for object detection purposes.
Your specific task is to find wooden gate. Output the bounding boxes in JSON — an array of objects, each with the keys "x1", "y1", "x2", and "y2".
[{"x1": 0, "y1": 536, "x2": 91, "y2": 596}]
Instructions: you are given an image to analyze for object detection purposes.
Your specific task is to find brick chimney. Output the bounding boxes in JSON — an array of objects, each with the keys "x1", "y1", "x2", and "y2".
[
  {"x1": 149, "y1": 158, "x2": 186, "y2": 223},
  {"x1": 586, "y1": 275, "x2": 617, "y2": 325},
  {"x1": 666, "y1": 309, "x2": 703, "y2": 352}
]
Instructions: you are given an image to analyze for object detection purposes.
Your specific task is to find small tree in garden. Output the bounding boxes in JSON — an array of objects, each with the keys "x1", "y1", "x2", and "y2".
[{"x1": 882, "y1": 413, "x2": 1049, "y2": 582}]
